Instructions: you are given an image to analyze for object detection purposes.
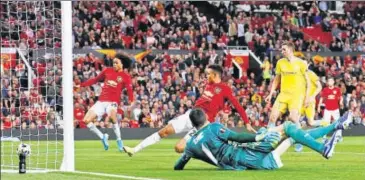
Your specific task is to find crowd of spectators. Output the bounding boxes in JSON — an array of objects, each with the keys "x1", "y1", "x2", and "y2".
[
  {"x1": 1, "y1": 1, "x2": 365, "y2": 130},
  {"x1": 70, "y1": 1, "x2": 323, "y2": 58},
  {"x1": 70, "y1": 1, "x2": 365, "y2": 58},
  {"x1": 0, "y1": 1, "x2": 62, "y2": 50}
]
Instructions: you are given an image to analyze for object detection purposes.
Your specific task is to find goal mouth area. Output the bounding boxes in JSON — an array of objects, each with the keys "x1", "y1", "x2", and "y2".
[
  {"x1": 1, "y1": 1, "x2": 74, "y2": 172},
  {"x1": 1, "y1": 166, "x2": 57, "y2": 174}
]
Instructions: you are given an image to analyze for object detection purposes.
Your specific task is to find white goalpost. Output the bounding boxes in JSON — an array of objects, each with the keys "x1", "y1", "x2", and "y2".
[
  {"x1": 1, "y1": 1, "x2": 74, "y2": 173},
  {"x1": 60, "y1": 0, "x2": 74, "y2": 172}
]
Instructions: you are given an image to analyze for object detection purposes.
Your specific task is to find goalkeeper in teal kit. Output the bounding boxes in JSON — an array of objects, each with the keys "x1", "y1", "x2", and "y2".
[{"x1": 174, "y1": 108, "x2": 353, "y2": 170}]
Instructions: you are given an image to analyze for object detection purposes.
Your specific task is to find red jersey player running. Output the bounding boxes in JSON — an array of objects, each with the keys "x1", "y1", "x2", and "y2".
[
  {"x1": 78, "y1": 54, "x2": 134, "y2": 152},
  {"x1": 123, "y1": 64, "x2": 255, "y2": 156},
  {"x1": 317, "y1": 76, "x2": 343, "y2": 140}
]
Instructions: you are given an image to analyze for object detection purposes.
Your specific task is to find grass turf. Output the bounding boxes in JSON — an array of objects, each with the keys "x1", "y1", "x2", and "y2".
[{"x1": 1, "y1": 137, "x2": 364, "y2": 180}]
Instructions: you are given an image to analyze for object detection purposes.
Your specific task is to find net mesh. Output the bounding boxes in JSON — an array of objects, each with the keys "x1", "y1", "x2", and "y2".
[{"x1": 1, "y1": 1, "x2": 64, "y2": 171}]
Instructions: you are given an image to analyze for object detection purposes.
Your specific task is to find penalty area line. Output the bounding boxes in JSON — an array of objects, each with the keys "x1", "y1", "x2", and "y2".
[{"x1": 71, "y1": 170, "x2": 164, "y2": 180}]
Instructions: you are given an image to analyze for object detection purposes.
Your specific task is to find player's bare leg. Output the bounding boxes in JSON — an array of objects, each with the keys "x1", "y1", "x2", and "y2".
[
  {"x1": 84, "y1": 110, "x2": 109, "y2": 150},
  {"x1": 288, "y1": 109, "x2": 301, "y2": 125},
  {"x1": 109, "y1": 109, "x2": 123, "y2": 152},
  {"x1": 272, "y1": 138, "x2": 293, "y2": 156},
  {"x1": 307, "y1": 118, "x2": 330, "y2": 127},
  {"x1": 124, "y1": 124, "x2": 176, "y2": 157},
  {"x1": 268, "y1": 107, "x2": 281, "y2": 128}
]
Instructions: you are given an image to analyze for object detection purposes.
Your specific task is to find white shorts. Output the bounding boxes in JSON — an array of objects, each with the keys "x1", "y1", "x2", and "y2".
[
  {"x1": 323, "y1": 109, "x2": 340, "y2": 123},
  {"x1": 168, "y1": 109, "x2": 193, "y2": 134},
  {"x1": 90, "y1": 101, "x2": 118, "y2": 121}
]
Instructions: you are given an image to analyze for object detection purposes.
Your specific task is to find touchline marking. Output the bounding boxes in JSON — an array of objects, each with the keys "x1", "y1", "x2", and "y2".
[{"x1": 72, "y1": 170, "x2": 164, "y2": 180}]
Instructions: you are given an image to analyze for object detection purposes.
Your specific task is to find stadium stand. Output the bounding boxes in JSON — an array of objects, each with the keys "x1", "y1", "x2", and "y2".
[{"x1": 1, "y1": 1, "x2": 365, "y2": 130}]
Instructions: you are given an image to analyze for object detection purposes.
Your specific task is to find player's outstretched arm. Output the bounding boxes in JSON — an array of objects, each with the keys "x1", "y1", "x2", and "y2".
[
  {"x1": 227, "y1": 130, "x2": 280, "y2": 143},
  {"x1": 265, "y1": 75, "x2": 280, "y2": 103},
  {"x1": 224, "y1": 87, "x2": 255, "y2": 132},
  {"x1": 174, "y1": 152, "x2": 191, "y2": 170},
  {"x1": 80, "y1": 69, "x2": 106, "y2": 87},
  {"x1": 227, "y1": 131, "x2": 256, "y2": 143},
  {"x1": 313, "y1": 77, "x2": 322, "y2": 99}
]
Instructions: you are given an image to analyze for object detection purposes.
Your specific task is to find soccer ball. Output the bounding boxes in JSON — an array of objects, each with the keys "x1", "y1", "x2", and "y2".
[{"x1": 17, "y1": 143, "x2": 31, "y2": 156}]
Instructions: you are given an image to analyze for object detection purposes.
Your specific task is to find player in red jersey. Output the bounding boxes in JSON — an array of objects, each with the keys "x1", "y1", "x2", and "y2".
[
  {"x1": 123, "y1": 64, "x2": 255, "y2": 156},
  {"x1": 317, "y1": 76, "x2": 343, "y2": 139},
  {"x1": 77, "y1": 53, "x2": 134, "y2": 152}
]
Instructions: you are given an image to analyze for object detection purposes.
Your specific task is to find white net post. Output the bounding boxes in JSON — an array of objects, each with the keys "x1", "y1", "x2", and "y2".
[
  {"x1": 16, "y1": 48, "x2": 34, "y2": 90},
  {"x1": 60, "y1": 1, "x2": 74, "y2": 172}
]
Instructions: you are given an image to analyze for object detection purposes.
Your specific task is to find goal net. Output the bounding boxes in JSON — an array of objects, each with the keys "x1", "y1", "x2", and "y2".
[{"x1": 1, "y1": 1, "x2": 74, "y2": 173}]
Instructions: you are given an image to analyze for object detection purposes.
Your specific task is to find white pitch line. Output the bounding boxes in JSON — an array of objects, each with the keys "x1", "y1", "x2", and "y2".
[
  {"x1": 72, "y1": 170, "x2": 164, "y2": 180},
  {"x1": 2, "y1": 169, "x2": 53, "y2": 173},
  {"x1": 2, "y1": 170, "x2": 164, "y2": 180}
]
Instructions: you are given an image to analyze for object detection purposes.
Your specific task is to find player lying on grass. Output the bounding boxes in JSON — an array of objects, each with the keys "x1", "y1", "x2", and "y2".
[
  {"x1": 76, "y1": 53, "x2": 134, "y2": 152},
  {"x1": 123, "y1": 64, "x2": 255, "y2": 156},
  {"x1": 174, "y1": 108, "x2": 352, "y2": 170}
]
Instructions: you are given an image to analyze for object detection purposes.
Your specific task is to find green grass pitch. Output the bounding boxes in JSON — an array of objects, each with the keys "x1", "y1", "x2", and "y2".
[{"x1": 1, "y1": 137, "x2": 364, "y2": 180}]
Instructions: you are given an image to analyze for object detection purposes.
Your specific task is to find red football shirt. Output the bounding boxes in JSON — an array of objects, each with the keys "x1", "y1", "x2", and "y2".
[
  {"x1": 321, "y1": 87, "x2": 342, "y2": 110},
  {"x1": 194, "y1": 82, "x2": 249, "y2": 124},
  {"x1": 81, "y1": 68, "x2": 134, "y2": 104}
]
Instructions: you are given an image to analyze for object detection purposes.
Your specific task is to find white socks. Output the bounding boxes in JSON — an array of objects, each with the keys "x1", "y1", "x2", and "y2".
[
  {"x1": 113, "y1": 123, "x2": 122, "y2": 141},
  {"x1": 311, "y1": 120, "x2": 322, "y2": 127},
  {"x1": 337, "y1": 129, "x2": 343, "y2": 137},
  {"x1": 87, "y1": 122, "x2": 103, "y2": 139},
  {"x1": 134, "y1": 132, "x2": 161, "y2": 153},
  {"x1": 87, "y1": 122, "x2": 122, "y2": 141},
  {"x1": 273, "y1": 138, "x2": 295, "y2": 156}
]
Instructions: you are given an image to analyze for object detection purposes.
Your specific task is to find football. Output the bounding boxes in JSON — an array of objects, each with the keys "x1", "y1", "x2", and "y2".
[{"x1": 16, "y1": 143, "x2": 31, "y2": 156}]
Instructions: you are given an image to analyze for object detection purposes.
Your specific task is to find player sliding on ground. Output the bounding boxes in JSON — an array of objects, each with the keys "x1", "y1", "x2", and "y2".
[
  {"x1": 123, "y1": 64, "x2": 255, "y2": 156},
  {"x1": 76, "y1": 54, "x2": 134, "y2": 152},
  {"x1": 174, "y1": 108, "x2": 352, "y2": 170}
]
